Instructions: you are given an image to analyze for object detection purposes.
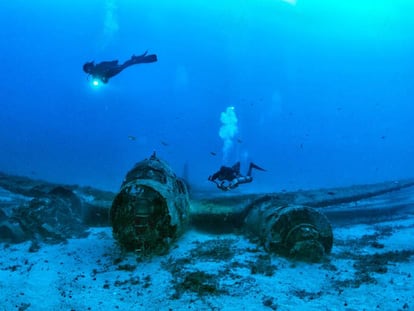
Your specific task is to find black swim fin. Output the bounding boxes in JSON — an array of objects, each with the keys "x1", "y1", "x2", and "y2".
[
  {"x1": 250, "y1": 162, "x2": 266, "y2": 172},
  {"x1": 131, "y1": 53, "x2": 157, "y2": 64}
]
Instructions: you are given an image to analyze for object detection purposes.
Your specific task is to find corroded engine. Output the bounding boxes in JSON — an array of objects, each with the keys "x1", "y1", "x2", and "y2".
[{"x1": 110, "y1": 153, "x2": 189, "y2": 256}]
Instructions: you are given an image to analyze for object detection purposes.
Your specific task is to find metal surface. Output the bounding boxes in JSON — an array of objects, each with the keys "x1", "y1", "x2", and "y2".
[
  {"x1": 110, "y1": 153, "x2": 190, "y2": 255},
  {"x1": 243, "y1": 196, "x2": 333, "y2": 262}
]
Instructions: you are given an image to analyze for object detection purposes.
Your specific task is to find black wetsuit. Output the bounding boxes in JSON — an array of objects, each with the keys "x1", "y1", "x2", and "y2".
[
  {"x1": 208, "y1": 162, "x2": 266, "y2": 191},
  {"x1": 209, "y1": 162, "x2": 242, "y2": 182},
  {"x1": 83, "y1": 51, "x2": 157, "y2": 83}
]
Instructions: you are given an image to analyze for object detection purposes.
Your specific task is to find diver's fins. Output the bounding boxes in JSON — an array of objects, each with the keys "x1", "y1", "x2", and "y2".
[
  {"x1": 250, "y1": 162, "x2": 266, "y2": 172},
  {"x1": 131, "y1": 53, "x2": 157, "y2": 64}
]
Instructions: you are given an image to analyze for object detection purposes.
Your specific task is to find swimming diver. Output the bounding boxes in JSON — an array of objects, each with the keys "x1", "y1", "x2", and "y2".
[
  {"x1": 83, "y1": 50, "x2": 157, "y2": 84},
  {"x1": 208, "y1": 162, "x2": 266, "y2": 191}
]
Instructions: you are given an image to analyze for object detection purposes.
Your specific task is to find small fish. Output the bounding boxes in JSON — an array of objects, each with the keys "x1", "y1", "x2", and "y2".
[
  {"x1": 380, "y1": 135, "x2": 386, "y2": 140},
  {"x1": 128, "y1": 135, "x2": 137, "y2": 141},
  {"x1": 161, "y1": 141, "x2": 169, "y2": 146},
  {"x1": 327, "y1": 191, "x2": 335, "y2": 195},
  {"x1": 237, "y1": 138, "x2": 242, "y2": 144},
  {"x1": 210, "y1": 152, "x2": 217, "y2": 156}
]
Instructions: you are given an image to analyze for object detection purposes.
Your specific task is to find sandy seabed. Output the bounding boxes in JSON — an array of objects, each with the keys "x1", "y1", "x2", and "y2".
[{"x1": 1, "y1": 214, "x2": 413, "y2": 311}]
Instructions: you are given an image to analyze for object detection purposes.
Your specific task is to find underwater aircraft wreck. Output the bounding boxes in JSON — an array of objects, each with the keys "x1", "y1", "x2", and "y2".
[
  {"x1": 110, "y1": 152, "x2": 333, "y2": 261},
  {"x1": 108, "y1": 154, "x2": 414, "y2": 262},
  {"x1": 1, "y1": 156, "x2": 413, "y2": 263},
  {"x1": 110, "y1": 152, "x2": 190, "y2": 256}
]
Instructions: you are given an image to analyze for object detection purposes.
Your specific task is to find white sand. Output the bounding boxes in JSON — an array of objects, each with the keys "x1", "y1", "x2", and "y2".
[{"x1": 1, "y1": 216, "x2": 413, "y2": 311}]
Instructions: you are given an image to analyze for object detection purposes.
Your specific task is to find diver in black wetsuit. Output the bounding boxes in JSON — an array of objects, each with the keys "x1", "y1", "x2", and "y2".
[
  {"x1": 208, "y1": 162, "x2": 266, "y2": 191},
  {"x1": 83, "y1": 50, "x2": 157, "y2": 83}
]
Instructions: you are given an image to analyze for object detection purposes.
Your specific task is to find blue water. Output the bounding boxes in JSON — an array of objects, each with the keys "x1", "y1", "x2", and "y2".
[{"x1": 1, "y1": 0, "x2": 413, "y2": 192}]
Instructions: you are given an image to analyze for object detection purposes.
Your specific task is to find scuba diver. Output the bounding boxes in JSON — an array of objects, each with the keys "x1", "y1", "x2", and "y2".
[
  {"x1": 208, "y1": 162, "x2": 266, "y2": 191},
  {"x1": 83, "y1": 50, "x2": 157, "y2": 84}
]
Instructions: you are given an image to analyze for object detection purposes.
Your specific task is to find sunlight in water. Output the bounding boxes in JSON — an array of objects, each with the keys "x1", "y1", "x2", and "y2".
[
  {"x1": 287, "y1": 0, "x2": 410, "y2": 44},
  {"x1": 101, "y1": 0, "x2": 119, "y2": 49},
  {"x1": 280, "y1": 0, "x2": 297, "y2": 5}
]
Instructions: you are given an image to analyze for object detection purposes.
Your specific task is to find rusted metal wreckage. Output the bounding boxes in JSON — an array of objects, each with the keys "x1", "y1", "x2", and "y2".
[
  {"x1": 1, "y1": 156, "x2": 412, "y2": 261},
  {"x1": 110, "y1": 154, "x2": 414, "y2": 261}
]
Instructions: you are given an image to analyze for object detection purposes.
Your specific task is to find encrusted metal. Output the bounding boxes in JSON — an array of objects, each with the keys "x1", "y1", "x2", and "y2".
[
  {"x1": 244, "y1": 196, "x2": 333, "y2": 262},
  {"x1": 110, "y1": 153, "x2": 190, "y2": 255}
]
